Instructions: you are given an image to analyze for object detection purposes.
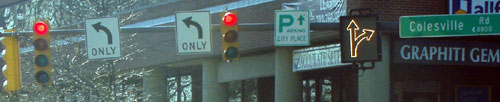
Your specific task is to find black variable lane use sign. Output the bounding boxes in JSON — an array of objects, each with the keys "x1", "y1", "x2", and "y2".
[{"x1": 339, "y1": 15, "x2": 380, "y2": 63}]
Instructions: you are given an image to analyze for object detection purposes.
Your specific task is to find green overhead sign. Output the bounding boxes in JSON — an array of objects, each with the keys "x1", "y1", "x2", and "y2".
[{"x1": 400, "y1": 14, "x2": 500, "y2": 38}]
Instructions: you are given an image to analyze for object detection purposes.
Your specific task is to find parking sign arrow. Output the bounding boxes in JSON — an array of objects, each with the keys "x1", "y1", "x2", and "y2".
[{"x1": 298, "y1": 15, "x2": 305, "y2": 25}]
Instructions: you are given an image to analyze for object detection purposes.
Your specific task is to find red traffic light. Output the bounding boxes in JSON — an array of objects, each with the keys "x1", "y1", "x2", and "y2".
[
  {"x1": 34, "y1": 21, "x2": 48, "y2": 35},
  {"x1": 222, "y1": 12, "x2": 237, "y2": 26}
]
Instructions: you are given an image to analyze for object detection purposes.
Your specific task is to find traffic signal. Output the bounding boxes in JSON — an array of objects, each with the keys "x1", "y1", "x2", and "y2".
[
  {"x1": 1, "y1": 36, "x2": 21, "y2": 92},
  {"x1": 33, "y1": 20, "x2": 52, "y2": 86},
  {"x1": 220, "y1": 11, "x2": 239, "y2": 62}
]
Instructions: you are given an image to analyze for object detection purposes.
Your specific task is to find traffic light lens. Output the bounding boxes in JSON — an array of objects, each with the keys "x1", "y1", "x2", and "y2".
[
  {"x1": 37, "y1": 25, "x2": 45, "y2": 32},
  {"x1": 224, "y1": 46, "x2": 238, "y2": 59},
  {"x1": 35, "y1": 71, "x2": 50, "y2": 83},
  {"x1": 35, "y1": 55, "x2": 49, "y2": 67},
  {"x1": 223, "y1": 12, "x2": 237, "y2": 26},
  {"x1": 224, "y1": 30, "x2": 238, "y2": 42},
  {"x1": 34, "y1": 21, "x2": 48, "y2": 35},
  {"x1": 34, "y1": 39, "x2": 48, "y2": 51}
]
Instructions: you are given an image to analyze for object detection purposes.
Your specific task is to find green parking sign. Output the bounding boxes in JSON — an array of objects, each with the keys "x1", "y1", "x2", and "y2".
[{"x1": 274, "y1": 10, "x2": 310, "y2": 46}]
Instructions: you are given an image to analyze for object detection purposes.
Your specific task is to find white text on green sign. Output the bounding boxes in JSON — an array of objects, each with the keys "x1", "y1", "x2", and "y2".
[{"x1": 400, "y1": 14, "x2": 500, "y2": 38}]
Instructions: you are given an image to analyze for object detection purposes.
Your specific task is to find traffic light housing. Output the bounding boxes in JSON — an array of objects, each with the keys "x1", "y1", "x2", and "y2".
[
  {"x1": 33, "y1": 20, "x2": 52, "y2": 86},
  {"x1": 220, "y1": 11, "x2": 240, "y2": 62},
  {"x1": 1, "y1": 36, "x2": 21, "y2": 92}
]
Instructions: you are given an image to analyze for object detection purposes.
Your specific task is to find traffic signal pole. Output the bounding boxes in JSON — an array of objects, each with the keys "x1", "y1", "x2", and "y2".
[{"x1": 0, "y1": 22, "x2": 398, "y2": 37}]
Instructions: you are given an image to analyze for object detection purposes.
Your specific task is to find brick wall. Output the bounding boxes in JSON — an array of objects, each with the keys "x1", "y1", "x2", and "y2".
[{"x1": 348, "y1": 0, "x2": 448, "y2": 21}]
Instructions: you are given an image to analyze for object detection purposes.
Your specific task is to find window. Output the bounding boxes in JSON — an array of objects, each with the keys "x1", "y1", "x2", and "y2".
[
  {"x1": 303, "y1": 78, "x2": 332, "y2": 102},
  {"x1": 228, "y1": 79, "x2": 258, "y2": 102},
  {"x1": 167, "y1": 75, "x2": 192, "y2": 102}
]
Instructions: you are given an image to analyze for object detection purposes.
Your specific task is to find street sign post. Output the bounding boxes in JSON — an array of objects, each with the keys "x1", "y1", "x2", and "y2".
[
  {"x1": 175, "y1": 11, "x2": 212, "y2": 54},
  {"x1": 85, "y1": 18, "x2": 121, "y2": 60},
  {"x1": 274, "y1": 10, "x2": 310, "y2": 46},
  {"x1": 400, "y1": 14, "x2": 500, "y2": 38}
]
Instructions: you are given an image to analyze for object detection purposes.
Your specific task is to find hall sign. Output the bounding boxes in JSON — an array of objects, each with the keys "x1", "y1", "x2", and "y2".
[
  {"x1": 292, "y1": 44, "x2": 350, "y2": 72},
  {"x1": 449, "y1": 0, "x2": 500, "y2": 14},
  {"x1": 400, "y1": 14, "x2": 500, "y2": 38},
  {"x1": 392, "y1": 39, "x2": 500, "y2": 66}
]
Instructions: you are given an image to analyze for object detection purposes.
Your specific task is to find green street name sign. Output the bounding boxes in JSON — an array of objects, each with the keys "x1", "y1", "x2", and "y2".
[{"x1": 400, "y1": 14, "x2": 500, "y2": 38}]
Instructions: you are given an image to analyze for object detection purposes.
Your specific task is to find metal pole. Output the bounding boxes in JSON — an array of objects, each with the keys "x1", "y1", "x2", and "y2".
[
  {"x1": 0, "y1": 22, "x2": 398, "y2": 37},
  {"x1": 107, "y1": 60, "x2": 116, "y2": 101}
]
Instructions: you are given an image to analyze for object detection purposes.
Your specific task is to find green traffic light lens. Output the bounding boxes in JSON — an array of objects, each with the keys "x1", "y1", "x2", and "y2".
[
  {"x1": 35, "y1": 71, "x2": 50, "y2": 84},
  {"x1": 224, "y1": 46, "x2": 238, "y2": 59},
  {"x1": 35, "y1": 55, "x2": 49, "y2": 67},
  {"x1": 34, "y1": 39, "x2": 48, "y2": 51},
  {"x1": 224, "y1": 30, "x2": 238, "y2": 42}
]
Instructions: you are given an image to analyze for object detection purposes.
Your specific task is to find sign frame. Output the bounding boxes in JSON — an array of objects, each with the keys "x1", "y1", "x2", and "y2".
[
  {"x1": 85, "y1": 17, "x2": 122, "y2": 60},
  {"x1": 274, "y1": 10, "x2": 310, "y2": 46},
  {"x1": 339, "y1": 15, "x2": 381, "y2": 63},
  {"x1": 292, "y1": 44, "x2": 351, "y2": 72},
  {"x1": 282, "y1": 0, "x2": 346, "y2": 23},
  {"x1": 175, "y1": 11, "x2": 212, "y2": 55}
]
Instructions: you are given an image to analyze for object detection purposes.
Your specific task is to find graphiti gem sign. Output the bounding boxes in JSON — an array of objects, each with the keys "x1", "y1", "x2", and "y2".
[
  {"x1": 340, "y1": 15, "x2": 380, "y2": 63},
  {"x1": 392, "y1": 38, "x2": 500, "y2": 66}
]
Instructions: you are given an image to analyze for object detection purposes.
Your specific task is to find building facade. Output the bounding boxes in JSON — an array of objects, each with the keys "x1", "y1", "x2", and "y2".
[{"x1": 2, "y1": 0, "x2": 499, "y2": 102}]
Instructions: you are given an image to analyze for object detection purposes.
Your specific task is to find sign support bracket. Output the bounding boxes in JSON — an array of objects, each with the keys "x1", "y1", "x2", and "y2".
[{"x1": 352, "y1": 61, "x2": 375, "y2": 70}]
